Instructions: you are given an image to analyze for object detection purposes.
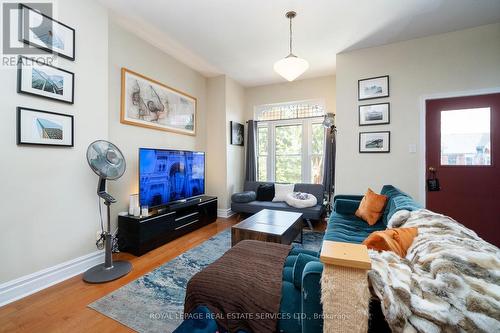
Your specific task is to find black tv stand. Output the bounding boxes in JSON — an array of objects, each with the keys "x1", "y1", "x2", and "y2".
[{"x1": 118, "y1": 196, "x2": 217, "y2": 256}]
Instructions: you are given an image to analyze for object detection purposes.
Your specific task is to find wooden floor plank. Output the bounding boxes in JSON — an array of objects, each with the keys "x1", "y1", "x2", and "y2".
[
  {"x1": 0, "y1": 214, "x2": 325, "y2": 333},
  {"x1": 0, "y1": 216, "x2": 239, "y2": 333}
]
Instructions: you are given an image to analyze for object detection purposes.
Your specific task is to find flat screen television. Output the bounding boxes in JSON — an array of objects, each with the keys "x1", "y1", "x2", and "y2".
[{"x1": 139, "y1": 148, "x2": 205, "y2": 207}]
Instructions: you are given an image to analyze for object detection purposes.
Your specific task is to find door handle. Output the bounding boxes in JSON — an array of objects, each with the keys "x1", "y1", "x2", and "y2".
[{"x1": 427, "y1": 167, "x2": 440, "y2": 191}]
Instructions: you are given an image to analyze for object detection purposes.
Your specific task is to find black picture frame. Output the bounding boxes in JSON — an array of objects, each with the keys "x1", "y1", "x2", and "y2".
[
  {"x1": 17, "y1": 107, "x2": 74, "y2": 147},
  {"x1": 358, "y1": 102, "x2": 390, "y2": 126},
  {"x1": 358, "y1": 75, "x2": 389, "y2": 101},
  {"x1": 17, "y1": 56, "x2": 75, "y2": 104},
  {"x1": 230, "y1": 121, "x2": 244, "y2": 146},
  {"x1": 18, "y1": 4, "x2": 76, "y2": 61},
  {"x1": 359, "y1": 131, "x2": 390, "y2": 153}
]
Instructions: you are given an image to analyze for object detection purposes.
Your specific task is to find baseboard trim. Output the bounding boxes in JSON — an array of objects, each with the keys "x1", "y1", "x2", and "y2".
[
  {"x1": 0, "y1": 250, "x2": 104, "y2": 307},
  {"x1": 217, "y1": 208, "x2": 235, "y2": 218}
]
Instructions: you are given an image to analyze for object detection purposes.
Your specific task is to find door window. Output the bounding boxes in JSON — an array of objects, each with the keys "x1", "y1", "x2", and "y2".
[{"x1": 440, "y1": 107, "x2": 491, "y2": 166}]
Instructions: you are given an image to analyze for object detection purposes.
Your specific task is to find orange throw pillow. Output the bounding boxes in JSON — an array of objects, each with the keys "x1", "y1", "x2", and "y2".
[
  {"x1": 355, "y1": 188, "x2": 388, "y2": 225},
  {"x1": 362, "y1": 227, "x2": 418, "y2": 258}
]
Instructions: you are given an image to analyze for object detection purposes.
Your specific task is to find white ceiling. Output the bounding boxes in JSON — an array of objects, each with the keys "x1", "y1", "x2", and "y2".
[{"x1": 100, "y1": 0, "x2": 500, "y2": 87}]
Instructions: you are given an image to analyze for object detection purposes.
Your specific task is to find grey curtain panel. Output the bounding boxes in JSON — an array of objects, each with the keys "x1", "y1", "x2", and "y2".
[
  {"x1": 322, "y1": 127, "x2": 336, "y2": 196},
  {"x1": 245, "y1": 120, "x2": 257, "y2": 181}
]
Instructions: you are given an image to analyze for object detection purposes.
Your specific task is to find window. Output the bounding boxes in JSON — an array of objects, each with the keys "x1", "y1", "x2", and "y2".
[
  {"x1": 441, "y1": 107, "x2": 491, "y2": 166},
  {"x1": 255, "y1": 100, "x2": 326, "y2": 184}
]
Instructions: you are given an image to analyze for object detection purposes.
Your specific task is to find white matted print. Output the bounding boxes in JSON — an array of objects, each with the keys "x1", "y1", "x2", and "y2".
[
  {"x1": 19, "y1": 4, "x2": 75, "y2": 60},
  {"x1": 121, "y1": 68, "x2": 196, "y2": 136},
  {"x1": 358, "y1": 75, "x2": 389, "y2": 100},
  {"x1": 18, "y1": 56, "x2": 74, "y2": 103},
  {"x1": 359, "y1": 131, "x2": 390, "y2": 153},
  {"x1": 359, "y1": 103, "x2": 390, "y2": 126},
  {"x1": 17, "y1": 107, "x2": 74, "y2": 146}
]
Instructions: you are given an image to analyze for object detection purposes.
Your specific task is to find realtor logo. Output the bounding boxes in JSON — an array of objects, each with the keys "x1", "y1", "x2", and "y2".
[{"x1": 2, "y1": 2, "x2": 55, "y2": 67}]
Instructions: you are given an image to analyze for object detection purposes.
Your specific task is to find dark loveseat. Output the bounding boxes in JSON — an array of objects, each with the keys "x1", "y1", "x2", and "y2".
[{"x1": 230, "y1": 181, "x2": 326, "y2": 223}]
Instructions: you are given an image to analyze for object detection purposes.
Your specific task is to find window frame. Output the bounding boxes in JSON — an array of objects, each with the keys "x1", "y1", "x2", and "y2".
[
  {"x1": 257, "y1": 117, "x2": 325, "y2": 183},
  {"x1": 439, "y1": 107, "x2": 492, "y2": 168}
]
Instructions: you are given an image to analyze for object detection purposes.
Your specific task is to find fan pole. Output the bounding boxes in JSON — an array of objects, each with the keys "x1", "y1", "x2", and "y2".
[
  {"x1": 83, "y1": 178, "x2": 132, "y2": 283},
  {"x1": 104, "y1": 201, "x2": 113, "y2": 268}
]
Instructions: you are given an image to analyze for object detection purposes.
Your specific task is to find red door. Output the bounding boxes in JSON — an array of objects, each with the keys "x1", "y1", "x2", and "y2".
[{"x1": 426, "y1": 93, "x2": 500, "y2": 247}]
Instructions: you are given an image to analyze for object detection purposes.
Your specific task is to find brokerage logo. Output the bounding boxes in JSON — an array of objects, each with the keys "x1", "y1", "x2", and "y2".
[{"x1": 2, "y1": 2, "x2": 55, "y2": 67}]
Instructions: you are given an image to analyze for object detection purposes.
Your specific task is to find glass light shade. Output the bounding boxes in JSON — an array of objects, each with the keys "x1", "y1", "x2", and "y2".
[{"x1": 273, "y1": 55, "x2": 309, "y2": 81}]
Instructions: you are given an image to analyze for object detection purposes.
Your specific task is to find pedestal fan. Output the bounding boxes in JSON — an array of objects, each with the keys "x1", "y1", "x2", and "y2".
[{"x1": 83, "y1": 140, "x2": 132, "y2": 283}]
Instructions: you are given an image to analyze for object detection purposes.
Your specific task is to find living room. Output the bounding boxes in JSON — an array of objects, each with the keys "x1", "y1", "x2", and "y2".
[{"x1": 1, "y1": 1, "x2": 499, "y2": 332}]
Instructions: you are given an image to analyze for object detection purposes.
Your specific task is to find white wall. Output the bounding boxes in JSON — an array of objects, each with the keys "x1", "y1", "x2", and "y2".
[
  {"x1": 0, "y1": 0, "x2": 109, "y2": 283},
  {"x1": 225, "y1": 77, "x2": 246, "y2": 208},
  {"x1": 244, "y1": 75, "x2": 336, "y2": 120},
  {"x1": 206, "y1": 75, "x2": 246, "y2": 210},
  {"x1": 206, "y1": 76, "x2": 227, "y2": 209},
  {"x1": 335, "y1": 23, "x2": 500, "y2": 202},
  {"x1": 107, "y1": 20, "x2": 208, "y2": 222}
]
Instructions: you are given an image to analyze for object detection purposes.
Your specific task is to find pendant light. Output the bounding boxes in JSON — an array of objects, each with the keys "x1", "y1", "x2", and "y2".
[{"x1": 274, "y1": 11, "x2": 309, "y2": 81}]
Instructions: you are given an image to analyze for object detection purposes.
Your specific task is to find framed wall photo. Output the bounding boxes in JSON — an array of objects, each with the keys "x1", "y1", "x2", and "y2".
[
  {"x1": 359, "y1": 103, "x2": 390, "y2": 126},
  {"x1": 359, "y1": 131, "x2": 390, "y2": 153},
  {"x1": 17, "y1": 107, "x2": 74, "y2": 147},
  {"x1": 230, "y1": 121, "x2": 244, "y2": 146},
  {"x1": 358, "y1": 75, "x2": 389, "y2": 100},
  {"x1": 17, "y1": 56, "x2": 74, "y2": 104},
  {"x1": 121, "y1": 68, "x2": 197, "y2": 136},
  {"x1": 18, "y1": 4, "x2": 76, "y2": 61}
]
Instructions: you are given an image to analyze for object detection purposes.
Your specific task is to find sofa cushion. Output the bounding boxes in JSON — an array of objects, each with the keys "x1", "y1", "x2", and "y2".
[
  {"x1": 355, "y1": 188, "x2": 388, "y2": 225},
  {"x1": 244, "y1": 181, "x2": 324, "y2": 203},
  {"x1": 324, "y1": 212, "x2": 386, "y2": 244},
  {"x1": 292, "y1": 253, "x2": 320, "y2": 288},
  {"x1": 256, "y1": 184, "x2": 275, "y2": 201},
  {"x1": 231, "y1": 201, "x2": 325, "y2": 220},
  {"x1": 380, "y1": 185, "x2": 422, "y2": 224},
  {"x1": 333, "y1": 199, "x2": 360, "y2": 215},
  {"x1": 278, "y1": 281, "x2": 302, "y2": 333},
  {"x1": 273, "y1": 183, "x2": 294, "y2": 202},
  {"x1": 231, "y1": 191, "x2": 256, "y2": 203}
]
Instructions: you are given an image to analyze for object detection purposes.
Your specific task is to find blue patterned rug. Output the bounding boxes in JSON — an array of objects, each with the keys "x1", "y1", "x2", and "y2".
[{"x1": 89, "y1": 228, "x2": 324, "y2": 333}]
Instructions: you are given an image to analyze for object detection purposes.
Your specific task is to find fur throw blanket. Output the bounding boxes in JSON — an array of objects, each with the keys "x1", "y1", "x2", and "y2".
[{"x1": 368, "y1": 209, "x2": 500, "y2": 332}]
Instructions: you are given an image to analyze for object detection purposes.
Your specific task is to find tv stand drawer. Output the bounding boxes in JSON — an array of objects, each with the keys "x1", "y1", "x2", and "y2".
[{"x1": 118, "y1": 196, "x2": 217, "y2": 256}]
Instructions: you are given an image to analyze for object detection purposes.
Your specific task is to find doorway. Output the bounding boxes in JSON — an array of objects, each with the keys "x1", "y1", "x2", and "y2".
[{"x1": 425, "y1": 93, "x2": 500, "y2": 246}]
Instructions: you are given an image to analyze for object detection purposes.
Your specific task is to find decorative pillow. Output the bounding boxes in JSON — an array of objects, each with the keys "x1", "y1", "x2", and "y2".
[
  {"x1": 231, "y1": 191, "x2": 256, "y2": 203},
  {"x1": 387, "y1": 209, "x2": 411, "y2": 228},
  {"x1": 256, "y1": 184, "x2": 275, "y2": 201},
  {"x1": 355, "y1": 188, "x2": 388, "y2": 225},
  {"x1": 286, "y1": 192, "x2": 317, "y2": 208},
  {"x1": 362, "y1": 227, "x2": 418, "y2": 258},
  {"x1": 272, "y1": 183, "x2": 295, "y2": 202}
]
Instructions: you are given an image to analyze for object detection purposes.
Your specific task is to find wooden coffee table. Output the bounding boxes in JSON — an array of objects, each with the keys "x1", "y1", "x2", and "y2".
[{"x1": 231, "y1": 209, "x2": 303, "y2": 247}]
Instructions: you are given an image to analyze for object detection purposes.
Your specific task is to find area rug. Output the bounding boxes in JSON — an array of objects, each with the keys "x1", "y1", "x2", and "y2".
[{"x1": 89, "y1": 228, "x2": 324, "y2": 333}]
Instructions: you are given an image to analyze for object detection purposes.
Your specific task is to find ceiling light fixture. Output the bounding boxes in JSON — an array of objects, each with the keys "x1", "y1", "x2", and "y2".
[{"x1": 273, "y1": 11, "x2": 309, "y2": 82}]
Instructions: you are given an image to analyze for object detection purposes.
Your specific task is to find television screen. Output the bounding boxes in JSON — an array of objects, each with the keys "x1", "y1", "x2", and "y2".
[{"x1": 139, "y1": 148, "x2": 205, "y2": 207}]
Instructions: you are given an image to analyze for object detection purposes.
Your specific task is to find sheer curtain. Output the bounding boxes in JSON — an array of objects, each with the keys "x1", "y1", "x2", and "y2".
[{"x1": 245, "y1": 120, "x2": 257, "y2": 181}]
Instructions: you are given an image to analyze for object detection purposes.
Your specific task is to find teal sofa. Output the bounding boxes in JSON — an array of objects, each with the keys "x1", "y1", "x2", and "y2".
[
  {"x1": 175, "y1": 185, "x2": 421, "y2": 333},
  {"x1": 277, "y1": 185, "x2": 422, "y2": 333}
]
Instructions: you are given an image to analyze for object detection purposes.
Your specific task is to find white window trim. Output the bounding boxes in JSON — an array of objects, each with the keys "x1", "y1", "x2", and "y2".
[
  {"x1": 257, "y1": 117, "x2": 325, "y2": 183},
  {"x1": 254, "y1": 99, "x2": 326, "y2": 121}
]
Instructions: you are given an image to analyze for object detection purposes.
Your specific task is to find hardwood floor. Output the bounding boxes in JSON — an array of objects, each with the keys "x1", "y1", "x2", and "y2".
[
  {"x1": 0, "y1": 215, "x2": 326, "y2": 333},
  {"x1": 0, "y1": 216, "x2": 240, "y2": 333}
]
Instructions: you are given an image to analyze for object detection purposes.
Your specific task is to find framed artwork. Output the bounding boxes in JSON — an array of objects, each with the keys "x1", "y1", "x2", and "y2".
[
  {"x1": 358, "y1": 75, "x2": 389, "y2": 100},
  {"x1": 230, "y1": 121, "x2": 244, "y2": 146},
  {"x1": 120, "y1": 68, "x2": 197, "y2": 136},
  {"x1": 17, "y1": 107, "x2": 74, "y2": 147},
  {"x1": 17, "y1": 56, "x2": 74, "y2": 104},
  {"x1": 359, "y1": 131, "x2": 390, "y2": 153},
  {"x1": 18, "y1": 4, "x2": 76, "y2": 61},
  {"x1": 359, "y1": 103, "x2": 390, "y2": 126}
]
